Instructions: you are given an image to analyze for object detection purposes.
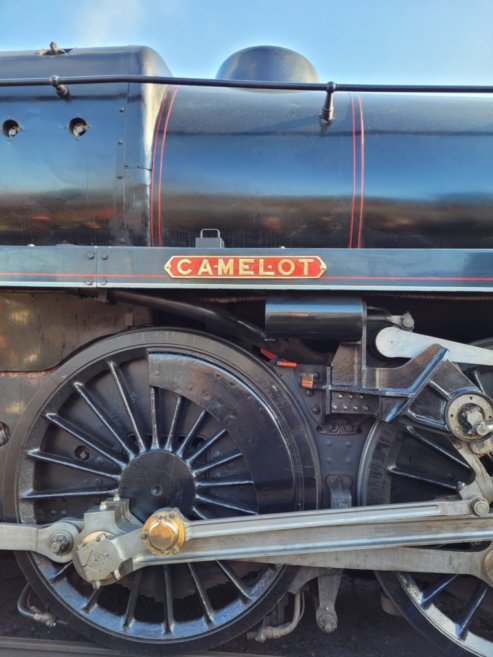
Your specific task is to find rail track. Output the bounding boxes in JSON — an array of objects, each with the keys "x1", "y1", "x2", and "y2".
[{"x1": 0, "y1": 637, "x2": 265, "y2": 657}]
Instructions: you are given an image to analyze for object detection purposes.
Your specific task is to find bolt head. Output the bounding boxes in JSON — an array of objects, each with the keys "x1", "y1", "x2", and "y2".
[{"x1": 473, "y1": 498, "x2": 490, "y2": 517}]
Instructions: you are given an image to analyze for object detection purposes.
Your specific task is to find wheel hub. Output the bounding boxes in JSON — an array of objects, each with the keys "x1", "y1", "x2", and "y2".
[{"x1": 119, "y1": 450, "x2": 195, "y2": 521}]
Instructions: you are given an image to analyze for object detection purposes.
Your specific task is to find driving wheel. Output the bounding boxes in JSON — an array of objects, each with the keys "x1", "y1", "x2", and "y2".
[
  {"x1": 3, "y1": 329, "x2": 319, "y2": 654},
  {"x1": 358, "y1": 353, "x2": 493, "y2": 657}
]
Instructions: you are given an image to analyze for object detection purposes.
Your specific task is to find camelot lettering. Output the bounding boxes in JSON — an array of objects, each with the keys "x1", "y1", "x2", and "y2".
[{"x1": 164, "y1": 256, "x2": 326, "y2": 279}]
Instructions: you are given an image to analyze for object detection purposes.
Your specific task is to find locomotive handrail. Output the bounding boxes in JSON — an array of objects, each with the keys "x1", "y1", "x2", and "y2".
[
  {"x1": 1, "y1": 74, "x2": 493, "y2": 120},
  {"x1": 0, "y1": 73, "x2": 492, "y2": 92}
]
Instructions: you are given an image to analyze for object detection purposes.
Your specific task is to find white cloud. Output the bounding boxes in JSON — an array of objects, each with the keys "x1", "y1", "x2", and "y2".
[{"x1": 73, "y1": 0, "x2": 184, "y2": 47}]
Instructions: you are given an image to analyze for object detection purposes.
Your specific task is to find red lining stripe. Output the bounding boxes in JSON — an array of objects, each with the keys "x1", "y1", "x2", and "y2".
[
  {"x1": 320, "y1": 275, "x2": 493, "y2": 281},
  {"x1": 157, "y1": 86, "x2": 179, "y2": 247},
  {"x1": 348, "y1": 93, "x2": 357, "y2": 248},
  {"x1": 2, "y1": 272, "x2": 493, "y2": 283},
  {"x1": 150, "y1": 87, "x2": 170, "y2": 247},
  {"x1": 356, "y1": 95, "x2": 365, "y2": 248},
  {"x1": 0, "y1": 272, "x2": 97, "y2": 278}
]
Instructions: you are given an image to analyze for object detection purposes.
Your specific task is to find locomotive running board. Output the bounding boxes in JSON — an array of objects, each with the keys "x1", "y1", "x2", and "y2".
[
  {"x1": 3, "y1": 496, "x2": 493, "y2": 586},
  {"x1": 3, "y1": 245, "x2": 493, "y2": 293}
]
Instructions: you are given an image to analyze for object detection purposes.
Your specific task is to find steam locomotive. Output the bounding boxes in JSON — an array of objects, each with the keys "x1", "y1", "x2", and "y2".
[{"x1": 1, "y1": 42, "x2": 493, "y2": 657}]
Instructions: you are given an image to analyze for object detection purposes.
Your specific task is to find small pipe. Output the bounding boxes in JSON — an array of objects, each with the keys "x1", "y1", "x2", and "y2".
[
  {"x1": 248, "y1": 592, "x2": 304, "y2": 642},
  {"x1": 17, "y1": 583, "x2": 57, "y2": 628}
]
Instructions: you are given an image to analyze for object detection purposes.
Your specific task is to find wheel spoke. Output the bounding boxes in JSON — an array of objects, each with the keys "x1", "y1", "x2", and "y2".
[
  {"x1": 192, "y1": 450, "x2": 243, "y2": 476},
  {"x1": 123, "y1": 570, "x2": 143, "y2": 629},
  {"x1": 163, "y1": 565, "x2": 174, "y2": 632},
  {"x1": 82, "y1": 587, "x2": 102, "y2": 613},
  {"x1": 188, "y1": 563, "x2": 215, "y2": 624},
  {"x1": 192, "y1": 505, "x2": 210, "y2": 520},
  {"x1": 50, "y1": 561, "x2": 74, "y2": 583},
  {"x1": 22, "y1": 487, "x2": 117, "y2": 500},
  {"x1": 164, "y1": 395, "x2": 183, "y2": 451},
  {"x1": 176, "y1": 409, "x2": 207, "y2": 458},
  {"x1": 73, "y1": 381, "x2": 135, "y2": 459},
  {"x1": 150, "y1": 387, "x2": 160, "y2": 450},
  {"x1": 420, "y1": 574, "x2": 458, "y2": 606},
  {"x1": 108, "y1": 360, "x2": 147, "y2": 453},
  {"x1": 215, "y1": 561, "x2": 252, "y2": 600},
  {"x1": 387, "y1": 466, "x2": 458, "y2": 491},
  {"x1": 455, "y1": 582, "x2": 489, "y2": 638},
  {"x1": 195, "y1": 493, "x2": 257, "y2": 515},
  {"x1": 45, "y1": 413, "x2": 125, "y2": 468},
  {"x1": 27, "y1": 449, "x2": 120, "y2": 481},
  {"x1": 186, "y1": 428, "x2": 227, "y2": 465},
  {"x1": 196, "y1": 478, "x2": 254, "y2": 489},
  {"x1": 469, "y1": 367, "x2": 487, "y2": 394}
]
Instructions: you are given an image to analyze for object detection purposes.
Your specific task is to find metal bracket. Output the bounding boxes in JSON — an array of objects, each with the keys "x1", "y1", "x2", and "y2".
[
  {"x1": 320, "y1": 82, "x2": 337, "y2": 122},
  {"x1": 49, "y1": 75, "x2": 69, "y2": 98},
  {"x1": 194, "y1": 228, "x2": 224, "y2": 248}
]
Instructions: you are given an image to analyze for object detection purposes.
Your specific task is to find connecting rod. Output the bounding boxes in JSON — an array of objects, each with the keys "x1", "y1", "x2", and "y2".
[
  {"x1": 67, "y1": 496, "x2": 493, "y2": 585},
  {"x1": 1, "y1": 496, "x2": 492, "y2": 586}
]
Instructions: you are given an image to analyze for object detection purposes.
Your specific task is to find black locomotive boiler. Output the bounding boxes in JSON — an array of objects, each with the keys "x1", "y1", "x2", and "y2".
[{"x1": 1, "y1": 42, "x2": 493, "y2": 657}]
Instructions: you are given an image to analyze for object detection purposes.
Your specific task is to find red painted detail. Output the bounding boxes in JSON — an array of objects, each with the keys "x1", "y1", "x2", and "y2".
[
  {"x1": 3, "y1": 271, "x2": 493, "y2": 284},
  {"x1": 0, "y1": 272, "x2": 96, "y2": 278},
  {"x1": 356, "y1": 95, "x2": 365, "y2": 248},
  {"x1": 277, "y1": 359, "x2": 298, "y2": 368},
  {"x1": 320, "y1": 275, "x2": 493, "y2": 281},
  {"x1": 301, "y1": 373, "x2": 315, "y2": 389},
  {"x1": 157, "y1": 86, "x2": 179, "y2": 246},
  {"x1": 260, "y1": 348, "x2": 278, "y2": 360},
  {"x1": 348, "y1": 93, "x2": 357, "y2": 248},
  {"x1": 164, "y1": 255, "x2": 327, "y2": 279},
  {"x1": 150, "y1": 87, "x2": 170, "y2": 247}
]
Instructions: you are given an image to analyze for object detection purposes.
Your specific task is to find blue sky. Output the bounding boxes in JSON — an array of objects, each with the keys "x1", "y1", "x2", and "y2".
[{"x1": 0, "y1": 0, "x2": 492, "y2": 83}]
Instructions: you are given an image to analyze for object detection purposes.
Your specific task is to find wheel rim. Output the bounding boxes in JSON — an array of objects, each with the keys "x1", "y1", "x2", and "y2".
[
  {"x1": 358, "y1": 409, "x2": 493, "y2": 656},
  {"x1": 4, "y1": 329, "x2": 318, "y2": 652}
]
